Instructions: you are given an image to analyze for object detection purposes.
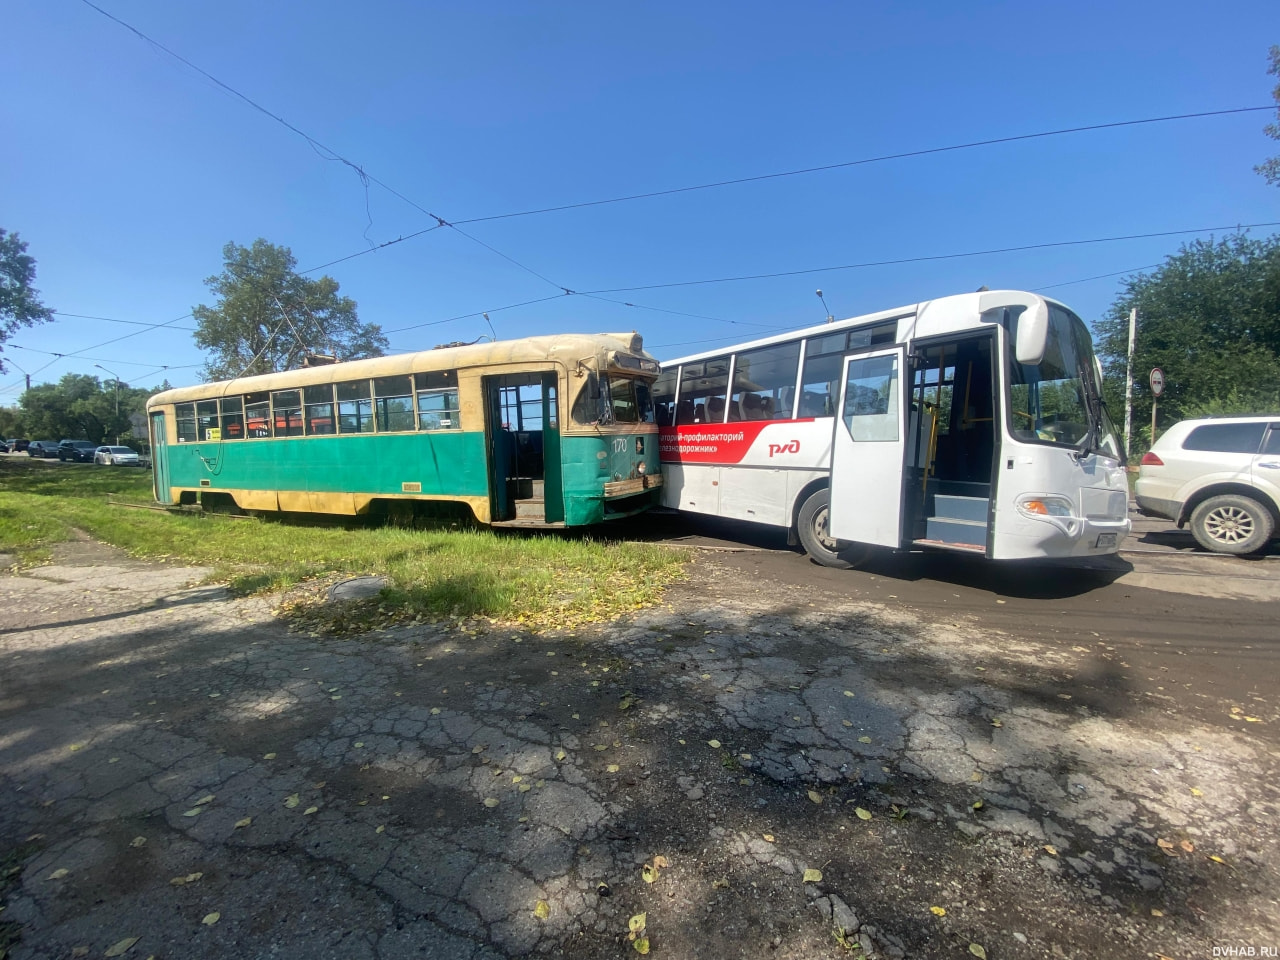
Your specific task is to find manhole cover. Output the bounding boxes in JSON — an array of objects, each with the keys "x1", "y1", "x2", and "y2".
[{"x1": 328, "y1": 576, "x2": 387, "y2": 602}]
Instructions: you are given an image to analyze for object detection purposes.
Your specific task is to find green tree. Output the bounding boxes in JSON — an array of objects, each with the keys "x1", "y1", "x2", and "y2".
[
  {"x1": 1, "y1": 229, "x2": 56, "y2": 374},
  {"x1": 19, "y1": 373, "x2": 154, "y2": 444},
  {"x1": 0, "y1": 406, "x2": 24, "y2": 439},
  {"x1": 1257, "y1": 45, "x2": 1280, "y2": 186},
  {"x1": 193, "y1": 240, "x2": 387, "y2": 382},
  {"x1": 1093, "y1": 234, "x2": 1280, "y2": 450}
]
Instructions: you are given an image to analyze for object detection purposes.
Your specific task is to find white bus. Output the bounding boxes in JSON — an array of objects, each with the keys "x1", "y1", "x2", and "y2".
[{"x1": 654, "y1": 290, "x2": 1130, "y2": 566}]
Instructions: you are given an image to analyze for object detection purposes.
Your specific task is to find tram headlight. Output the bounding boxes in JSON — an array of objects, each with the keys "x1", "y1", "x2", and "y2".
[{"x1": 1017, "y1": 495, "x2": 1074, "y2": 519}]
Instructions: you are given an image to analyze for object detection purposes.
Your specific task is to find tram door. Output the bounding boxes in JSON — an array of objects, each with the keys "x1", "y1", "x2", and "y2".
[
  {"x1": 484, "y1": 373, "x2": 564, "y2": 523},
  {"x1": 150, "y1": 411, "x2": 172, "y2": 504}
]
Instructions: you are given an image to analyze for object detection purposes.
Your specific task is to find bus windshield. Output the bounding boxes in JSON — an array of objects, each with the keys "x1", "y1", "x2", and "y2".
[{"x1": 1007, "y1": 306, "x2": 1122, "y2": 459}]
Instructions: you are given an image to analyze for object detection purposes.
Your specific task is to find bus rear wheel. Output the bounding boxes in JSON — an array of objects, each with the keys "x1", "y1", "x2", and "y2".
[{"x1": 796, "y1": 488, "x2": 868, "y2": 569}]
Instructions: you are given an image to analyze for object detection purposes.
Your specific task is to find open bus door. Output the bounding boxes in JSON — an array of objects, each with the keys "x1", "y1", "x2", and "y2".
[{"x1": 827, "y1": 346, "x2": 908, "y2": 548}]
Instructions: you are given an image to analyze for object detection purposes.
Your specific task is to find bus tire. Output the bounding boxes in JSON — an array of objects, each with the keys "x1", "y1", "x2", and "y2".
[{"x1": 796, "y1": 488, "x2": 868, "y2": 569}]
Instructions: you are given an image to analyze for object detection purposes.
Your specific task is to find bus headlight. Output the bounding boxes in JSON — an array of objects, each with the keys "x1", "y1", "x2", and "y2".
[{"x1": 1017, "y1": 495, "x2": 1074, "y2": 519}]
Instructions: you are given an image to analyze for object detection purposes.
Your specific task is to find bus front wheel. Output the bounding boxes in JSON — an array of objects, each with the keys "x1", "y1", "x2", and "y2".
[{"x1": 796, "y1": 488, "x2": 868, "y2": 569}]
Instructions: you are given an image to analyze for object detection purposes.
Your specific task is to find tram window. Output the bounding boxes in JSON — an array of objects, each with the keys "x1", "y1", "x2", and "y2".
[
  {"x1": 196, "y1": 400, "x2": 219, "y2": 441},
  {"x1": 652, "y1": 370, "x2": 676, "y2": 426},
  {"x1": 220, "y1": 397, "x2": 244, "y2": 440},
  {"x1": 175, "y1": 403, "x2": 197, "y2": 443},
  {"x1": 272, "y1": 390, "x2": 304, "y2": 437},
  {"x1": 374, "y1": 376, "x2": 414, "y2": 432},
  {"x1": 245, "y1": 392, "x2": 271, "y2": 438},
  {"x1": 336, "y1": 380, "x2": 373, "y2": 434},
  {"x1": 304, "y1": 384, "x2": 335, "y2": 435},
  {"x1": 415, "y1": 372, "x2": 459, "y2": 430},
  {"x1": 729, "y1": 341, "x2": 800, "y2": 421}
]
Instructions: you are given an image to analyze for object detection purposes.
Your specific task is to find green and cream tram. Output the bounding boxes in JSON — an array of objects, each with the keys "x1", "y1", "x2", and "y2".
[{"x1": 147, "y1": 332, "x2": 663, "y2": 527}]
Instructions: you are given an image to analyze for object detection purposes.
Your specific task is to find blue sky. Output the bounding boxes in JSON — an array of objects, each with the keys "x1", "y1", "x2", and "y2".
[{"x1": 2, "y1": 1, "x2": 1278, "y2": 399}]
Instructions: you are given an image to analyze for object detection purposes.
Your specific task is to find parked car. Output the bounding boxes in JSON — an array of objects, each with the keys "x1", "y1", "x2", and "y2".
[
  {"x1": 3, "y1": 438, "x2": 29, "y2": 453},
  {"x1": 1136, "y1": 415, "x2": 1280, "y2": 555},
  {"x1": 57, "y1": 440, "x2": 98, "y2": 462},
  {"x1": 94, "y1": 445, "x2": 140, "y2": 466},
  {"x1": 26, "y1": 440, "x2": 59, "y2": 458}
]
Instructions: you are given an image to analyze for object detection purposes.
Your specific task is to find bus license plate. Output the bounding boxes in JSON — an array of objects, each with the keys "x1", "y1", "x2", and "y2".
[{"x1": 1094, "y1": 533, "x2": 1117, "y2": 549}]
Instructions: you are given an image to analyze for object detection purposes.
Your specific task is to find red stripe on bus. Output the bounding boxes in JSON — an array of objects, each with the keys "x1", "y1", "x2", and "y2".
[{"x1": 658, "y1": 419, "x2": 816, "y2": 464}]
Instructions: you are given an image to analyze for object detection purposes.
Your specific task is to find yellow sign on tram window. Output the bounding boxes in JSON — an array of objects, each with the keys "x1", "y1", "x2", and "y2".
[{"x1": 206, "y1": 428, "x2": 221, "y2": 441}]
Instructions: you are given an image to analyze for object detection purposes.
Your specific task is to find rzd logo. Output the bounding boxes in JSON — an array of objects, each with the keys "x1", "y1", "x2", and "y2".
[{"x1": 768, "y1": 440, "x2": 800, "y2": 457}]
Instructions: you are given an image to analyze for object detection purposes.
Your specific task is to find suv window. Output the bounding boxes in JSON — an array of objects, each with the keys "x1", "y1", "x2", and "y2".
[
  {"x1": 1182, "y1": 422, "x2": 1267, "y2": 454},
  {"x1": 1263, "y1": 424, "x2": 1280, "y2": 455}
]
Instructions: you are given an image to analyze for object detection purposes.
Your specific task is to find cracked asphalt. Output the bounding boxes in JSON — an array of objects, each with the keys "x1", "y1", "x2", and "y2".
[{"x1": 1, "y1": 536, "x2": 1278, "y2": 960}]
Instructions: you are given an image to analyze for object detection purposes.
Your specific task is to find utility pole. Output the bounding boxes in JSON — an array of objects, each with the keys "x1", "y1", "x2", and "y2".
[
  {"x1": 1123, "y1": 307, "x2": 1136, "y2": 459},
  {"x1": 94, "y1": 364, "x2": 121, "y2": 443}
]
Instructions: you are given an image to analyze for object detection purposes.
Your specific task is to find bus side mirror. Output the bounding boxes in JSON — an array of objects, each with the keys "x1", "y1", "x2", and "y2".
[{"x1": 1014, "y1": 301, "x2": 1049, "y2": 366}]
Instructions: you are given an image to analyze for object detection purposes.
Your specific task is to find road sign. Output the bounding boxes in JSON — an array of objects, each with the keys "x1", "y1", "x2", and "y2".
[{"x1": 1149, "y1": 367, "x2": 1164, "y2": 397}]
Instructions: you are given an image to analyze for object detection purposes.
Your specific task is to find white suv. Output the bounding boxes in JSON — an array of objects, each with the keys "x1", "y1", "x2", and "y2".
[{"x1": 1136, "y1": 416, "x2": 1280, "y2": 554}]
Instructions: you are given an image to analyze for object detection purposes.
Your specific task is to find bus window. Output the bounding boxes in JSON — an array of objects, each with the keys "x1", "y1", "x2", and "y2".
[
  {"x1": 415, "y1": 371, "x2": 460, "y2": 430},
  {"x1": 220, "y1": 397, "x2": 244, "y2": 440},
  {"x1": 729, "y1": 341, "x2": 800, "y2": 421},
  {"x1": 272, "y1": 390, "x2": 304, "y2": 437},
  {"x1": 374, "y1": 376, "x2": 414, "y2": 432},
  {"x1": 799, "y1": 335, "x2": 845, "y2": 418},
  {"x1": 304, "y1": 384, "x2": 335, "y2": 435},
  {"x1": 244, "y1": 392, "x2": 271, "y2": 438},
  {"x1": 652, "y1": 370, "x2": 676, "y2": 426},
  {"x1": 677, "y1": 358, "x2": 730, "y2": 423},
  {"x1": 336, "y1": 381, "x2": 374, "y2": 434},
  {"x1": 175, "y1": 403, "x2": 197, "y2": 443},
  {"x1": 197, "y1": 400, "x2": 219, "y2": 441}
]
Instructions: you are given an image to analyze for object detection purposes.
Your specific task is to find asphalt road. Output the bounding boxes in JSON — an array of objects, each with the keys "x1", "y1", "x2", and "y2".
[{"x1": 628, "y1": 510, "x2": 1280, "y2": 746}]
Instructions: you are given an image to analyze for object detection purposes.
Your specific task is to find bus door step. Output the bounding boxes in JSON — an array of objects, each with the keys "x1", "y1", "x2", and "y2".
[{"x1": 924, "y1": 495, "x2": 989, "y2": 547}]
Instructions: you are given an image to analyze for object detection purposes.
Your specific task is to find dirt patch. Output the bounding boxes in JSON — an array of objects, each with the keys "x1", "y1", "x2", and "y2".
[{"x1": 0, "y1": 552, "x2": 1276, "y2": 960}]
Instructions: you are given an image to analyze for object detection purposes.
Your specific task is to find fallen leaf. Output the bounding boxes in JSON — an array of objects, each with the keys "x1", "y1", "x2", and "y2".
[
  {"x1": 483, "y1": 798, "x2": 500, "y2": 808},
  {"x1": 629, "y1": 912, "x2": 647, "y2": 933},
  {"x1": 202, "y1": 912, "x2": 220, "y2": 926},
  {"x1": 606, "y1": 764, "x2": 620, "y2": 773},
  {"x1": 1150, "y1": 908, "x2": 1164, "y2": 917},
  {"x1": 807, "y1": 790, "x2": 822, "y2": 805},
  {"x1": 47, "y1": 868, "x2": 68, "y2": 880},
  {"x1": 430, "y1": 707, "x2": 441, "y2": 715},
  {"x1": 802, "y1": 868, "x2": 823, "y2": 883},
  {"x1": 972, "y1": 800, "x2": 984, "y2": 811},
  {"x1": 512, "y1": 775, "x2": 524, "y2": 783},
  {"x1": 182, "y1": 808, "x2": 203, "y2": 818},
  {"x1": 72, "y1": 948, "x2": 89, "y2": 958},
  {"x1": 1189, "y1": 787, "x2": 1203, "y2": 797},
  {"x1": 762, "y1": 834, "x2": 775, "y2": 843},
  {"x1": 969, "y1": 945, "x2": 987, "y2": 959},
  {"x1": 707, "y1": 739, "x2": 721, "y2": 748},
  {"x1": 990, "y1": 718, "x2": 1003, "y2": 728},
  {"x1": 262, "y1": 753, "x2": 276, "y2": 760},
  {"x1": 518, "y1": 784, "x2": 531, "y2": 793},
  {"x1": 555, "y1": 750, "x2": 567, "y2": 762},
  {"x1": 712, "y1": 877, "x2": 730, "y2": 889},
  {"x1": 129, "y1": 836, "x2": 147, "y2": 848},
  {"x1": 858, "y1": 736, "x2": 872, "y2": 744},
  {"x1": 633, "y1": 937, "x2": 650, "y2": 955},
  {"x1": 641, "y1": 864, "x2": 657, "y2": 883},
  {"x1": 855, "y1": 807, "x2": 872, "y2": 821},
  {"x1": 653, "y1": 855, "x2": 669, "y2": 869},
  {"x1": 1043, "y1": 845, "x2": 1058, "y2": 856},
  {"x1": 103, "y1": 937, "x2": 140, "y2": 957},
  {"x1": 842, "y1": 720, "x2": 853, "y2": 727},
  {"x1": 303, "y1": 806, "x2": 319, "y2": 816},
  {"x1": 930, "y1": 906, "x2": 946, "y2": 916},
  {"x1": 969, "y1": 771, "x2": 983, "y2": 782},
  {"x1": 194, "y1": 794, "x2": 215, "y2": 806},
  {"x1": 1208, "y1": 855, "x2": 1226, "y2": 864},
  {"x1": 234, "y1": 817, "x2": 252, "y2": 829},
  {"x1": 843, "y1": 690, "x2": 855, "y2": 697},
  {"x1": 1156, "y1": 838, "x2": 1178, "y2": 856},
  {"x1": 169, "y1": 872, "x2": 203, "y2": 885},
  {"x1": 284, "y1": 794, "x2": 300, "y2": 809},
  {"x1": 534, "y1": 899, "x2": 551, "y2": 919}
]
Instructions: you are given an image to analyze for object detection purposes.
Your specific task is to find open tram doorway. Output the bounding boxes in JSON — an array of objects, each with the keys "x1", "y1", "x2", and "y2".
[
  {"x1": 484, "y1": 372, "x2": 564, "y2": 524},
  {"x1": 905, "y1": 333, "x2": 998, "y2": 552}
]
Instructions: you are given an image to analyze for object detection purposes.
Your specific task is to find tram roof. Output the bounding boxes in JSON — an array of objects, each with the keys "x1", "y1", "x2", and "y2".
[{"x1": 148, "y1": 331, "x2": 652, "y2": 406}]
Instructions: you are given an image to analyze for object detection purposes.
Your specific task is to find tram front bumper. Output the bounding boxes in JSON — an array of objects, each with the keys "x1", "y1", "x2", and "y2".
[{"x1": 603, "y1": 474, "x2": 663, "y2": 498}]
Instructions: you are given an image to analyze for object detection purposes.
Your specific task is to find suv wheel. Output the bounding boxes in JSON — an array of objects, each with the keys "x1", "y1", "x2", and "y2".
[{"x1": 1189, "y1": 494, "x2": 1275, "y2": 555}]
